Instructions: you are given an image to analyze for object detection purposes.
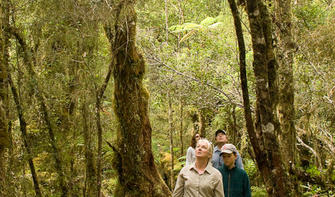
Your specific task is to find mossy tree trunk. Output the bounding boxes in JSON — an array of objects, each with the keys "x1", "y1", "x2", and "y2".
[
  {"x1": 0, "y1": 0, "x2": 10, "y2": 194},
  {"x1": 245, "y1": 0, "x2": 292, "y2": 196},
  {"x1": 274, "y1": 0, "x2": 297, "y2": 168},
  {"x1": 82, "y1": 101, "x2": 97, "y2": 197},
  {"x1": 108, "y1": 0, "x2": 171, "y2": 196}
]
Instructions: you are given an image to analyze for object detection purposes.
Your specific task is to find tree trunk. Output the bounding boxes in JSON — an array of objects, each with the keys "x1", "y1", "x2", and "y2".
[
  {"x1": 0, "y1": 0, "x2": 10, "y2": 194},
  {"x1": 227, "y1": 0, "x2": 260, "y2": 177},
  {"x1": 229, "y1": 0, "x2": 293, "y2": 195},
  {"x1": 8, "y1": 73, "x2": 42, "y2": 197},
  {"x1": 230, "y1": 106, "x2": 238, "y2": 145},
  {"x1": 190, "y1": 112, "x2": 199, "y2": 135},
  {"x1": 66, "y1": 46, "x2": 79, "y2": 197},
  {"x1": 245, "y1": 0, "x2": 292, "y2": 195},
  {"x1": 168, "y1": 93, "x2": 174, "y2": 189},
  {"x1": 198, "y1": 109, "x2": 206, "y2": 138},
  {"x1": 274, "y1": 0, "x2": 296, "y2": 168},
  {"x1": 82, "y1": 101, "x2": 97, "y2": 197},
  {"x1": 109, "y1": 1, "x2": 171, "y2": 196},
  {"x1": 96, "y1": 62, "x2": 112, "y2": 197},
  {"x1": 179, "y1": 99, "x2": 184, "y2": 156}
]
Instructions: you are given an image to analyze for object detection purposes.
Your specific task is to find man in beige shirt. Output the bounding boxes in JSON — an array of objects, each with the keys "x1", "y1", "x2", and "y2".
[{"x1": 173, "y1": 139, "x2": 224, "y2": 197}]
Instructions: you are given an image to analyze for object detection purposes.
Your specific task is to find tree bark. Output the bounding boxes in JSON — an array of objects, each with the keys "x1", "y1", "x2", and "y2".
[
  {"x1": 245, "y1": 0, "x2": 292, "y2": 195},
  {"x1": 230, "y1": 106, "x2": 238, "y2": 145},
  {"x1": 0, "y1": 0, "x2": 10, "y2": 194},
  {"x1": 108, "y1": 1, "x2": 171, "y2": 196},
  {"x1": 229, "y1": 0, "x2": 293, "y2": 195},
  {"x1": 82, "y1": 101, "x2": 97, "y2": 197},
  {"x1": 227, "y1": 0, "x2": 261, "y2": 181},
  {"x1": 274, "y1": 0, "x2": 296, "y2": 167}
]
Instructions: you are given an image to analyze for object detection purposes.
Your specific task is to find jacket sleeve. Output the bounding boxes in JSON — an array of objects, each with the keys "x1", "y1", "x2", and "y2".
[
  {"x1": 172, "y1": 170, "x2": 185, "y2": 197},
  {"x1": 243, "y1": 171, "x2": 251, "y2": 197},
  {"x1": 235, "y1": 150, "x2": 244, "y2": 169}
]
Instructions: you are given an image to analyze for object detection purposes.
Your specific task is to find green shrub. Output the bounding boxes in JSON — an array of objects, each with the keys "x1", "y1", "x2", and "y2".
[
  {"x1": 251, "y1": 186, "x2": 267, "y2": 197},
  {"x1": 244, "y1": 158, "x2": 258, "y2": 180}
]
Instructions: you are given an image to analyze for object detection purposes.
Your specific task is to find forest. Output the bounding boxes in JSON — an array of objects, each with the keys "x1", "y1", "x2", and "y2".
[{"x1": 0, "y1": 0, "x2": 334, "y2": 196}]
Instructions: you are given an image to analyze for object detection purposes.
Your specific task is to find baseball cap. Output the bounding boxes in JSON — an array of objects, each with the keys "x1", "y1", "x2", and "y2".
[
  {"x1": 215, "y1": 129, "x2": 226, "y2": 137},
  {"x1": 220, "y1": 144, "x2": 237, "y2": 155}
]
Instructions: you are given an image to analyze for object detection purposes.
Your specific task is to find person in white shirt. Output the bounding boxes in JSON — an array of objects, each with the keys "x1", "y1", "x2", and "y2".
[{"x1": 185, "y1": 133, "x2": 201, "y2": 166}]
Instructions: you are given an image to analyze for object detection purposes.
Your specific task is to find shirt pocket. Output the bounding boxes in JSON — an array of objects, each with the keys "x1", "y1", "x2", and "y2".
[
  {"x1": 208, "y1": 178, "x2": 219, "y2": 190},
  {"x1": 183, "y1": 175, "x2": 193, "y2": 189}
]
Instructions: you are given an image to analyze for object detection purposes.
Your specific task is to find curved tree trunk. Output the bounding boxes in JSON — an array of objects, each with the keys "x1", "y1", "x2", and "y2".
[{"x1": 109, "y1": 1, "x2": 171, "y2": 196}]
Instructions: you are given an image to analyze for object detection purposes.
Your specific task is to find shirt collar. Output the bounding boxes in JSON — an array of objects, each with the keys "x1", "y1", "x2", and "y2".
[
  {"x1": 223, "y1": 164, "x2": 236, "y2": 171},
  {"x1": 190, "y1": 162, "x2": 215, "y2": 174},
  {"x1": 214, "y1": 146, "x2": 221, "y2": 153}
]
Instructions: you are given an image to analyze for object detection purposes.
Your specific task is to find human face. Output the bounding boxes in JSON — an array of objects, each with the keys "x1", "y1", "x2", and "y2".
[
  {"x1": 195, "y1": 134, "x2": 201, "y2": 142},
  {"x1": 215, "y1": 133, "x2": 228, "y2": 144},
  {"x1": 222, "y1": 153, "x2": 237, "y2": 169},
  {"x1": 195, "y1": 141, "x2": 211, "y2": 159}
]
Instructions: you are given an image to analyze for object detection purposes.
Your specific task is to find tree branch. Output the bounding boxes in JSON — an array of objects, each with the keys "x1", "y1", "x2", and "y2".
[{"x1": 146, "y1": 54, "x2": 245, "y2": 109}]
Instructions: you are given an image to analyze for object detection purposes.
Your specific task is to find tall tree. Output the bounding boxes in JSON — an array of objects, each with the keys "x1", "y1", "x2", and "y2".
[
  {"x1": 0, "y1": 0, "x2": 10, "y2": 194},
  {"x1": 107, "y1": 0, "x2": 171, "y2": 196},
  {"x1": 274, "y1": 0, "x2": 296, "y2": 167},
  {"x1": 245, "y1": 0, "x2": 292, "y2": 195}
]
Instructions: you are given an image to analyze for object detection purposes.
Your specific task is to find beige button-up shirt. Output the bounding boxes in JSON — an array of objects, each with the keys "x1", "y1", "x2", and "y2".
[{"x1": 172, "y1": 163, "x2": 224, "y2": 197}]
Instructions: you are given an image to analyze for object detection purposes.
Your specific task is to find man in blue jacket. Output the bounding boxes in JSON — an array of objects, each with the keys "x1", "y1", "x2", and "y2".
[{"x1": 218, "y1": 144, "x2": 251, "y2": 197}]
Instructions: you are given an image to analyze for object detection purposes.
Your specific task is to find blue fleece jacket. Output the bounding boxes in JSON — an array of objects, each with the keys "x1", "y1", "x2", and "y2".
[{"x1": 218, "y1": 165, "x2": 251, "y2": 197}]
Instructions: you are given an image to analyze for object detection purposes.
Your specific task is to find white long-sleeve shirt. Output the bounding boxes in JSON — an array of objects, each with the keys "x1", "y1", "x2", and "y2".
[{"x1": 186, "y1": 146, "x2": 196, "y2": 166}]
